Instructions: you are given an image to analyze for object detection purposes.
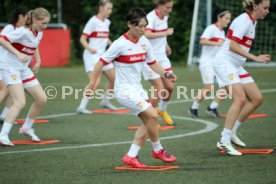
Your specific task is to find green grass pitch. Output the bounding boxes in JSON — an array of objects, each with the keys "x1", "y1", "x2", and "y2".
[{"x1": 1, "y1": 65, "x2": 276, "y2": 184}]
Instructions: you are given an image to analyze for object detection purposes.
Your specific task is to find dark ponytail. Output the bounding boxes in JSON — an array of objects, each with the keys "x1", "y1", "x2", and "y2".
[{"x1": 9, "y1": 7, "x2": 29, "y2": 27}]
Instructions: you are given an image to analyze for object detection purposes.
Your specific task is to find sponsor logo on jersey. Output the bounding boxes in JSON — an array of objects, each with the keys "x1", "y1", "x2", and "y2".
[
  {"x1": 130, "y1": 54, "x2": 146, "y2": 62},
  {"x1": 22, "y1": 47, "x2": 35, "y2": 54},
  {"x1": 97, "y1": 32, "x2": 109, "y2": 37},
  {"x1": 245, "y1": 39, "x2": 253, "y2": 46}
]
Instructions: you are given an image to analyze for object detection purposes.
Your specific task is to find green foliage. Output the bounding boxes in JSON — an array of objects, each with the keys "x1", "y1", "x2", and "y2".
[
  {"x1": 2, "y1": 0, "x2": 275, "y2": 64},
  {"x1": 1, "y1": 0, "x2": 195, "y2": 64}
]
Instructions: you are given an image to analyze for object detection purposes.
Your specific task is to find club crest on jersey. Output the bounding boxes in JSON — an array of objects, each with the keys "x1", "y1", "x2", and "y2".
[
  {"x1": 141, "y1": 44, "x2": 147, "y2": 51},
  {"x1": 228, "y1": 73, "x2": 234, "y2": 80},
  {"x1": 11, "y1": 75, "x2": 17, "y2": 81},
  {"x1": 137, "y1": 102, "x2": 143, "y2": 109}
]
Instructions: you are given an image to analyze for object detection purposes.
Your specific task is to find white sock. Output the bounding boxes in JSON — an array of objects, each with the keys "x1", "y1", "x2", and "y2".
[
  {"x1": 0, "y1": 121, "x2": 13, "y2": 136},
  {"x1": 0, "y1": 107, "x2": 9, "y2": 119},
  {"x1": 151, "y1": 140, "x2": 163, "y2": 153},
  {"x1": 159, "y1": 100, "x2": 168, "y2": 112},
  {"x1": 78, "y1": 98, "x2": 89, "y2": 109},
  {"x1": 101, "y1": 93, "x2": 109, "y2": 104},
  {"x1": 127, "y1": 144, "x2": 141, "y2": 157},
  {"x1": 22, "y1": 117, "x2": 34, "y2": 130},
  {"x1": 232, "y1": 120, "x2": 242, "y2": 135},
  {"x1": 191, "y1": 100, "x2": 200, "y2": 109},
  {"x1": 220, "y1": 128, "x2": 232, "y2": 144},
  {"x1": 209, "y1": 101, "x2": 219, "y2": 109}
]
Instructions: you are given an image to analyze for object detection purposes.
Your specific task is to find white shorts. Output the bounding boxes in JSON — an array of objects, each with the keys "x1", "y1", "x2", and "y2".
[
  {"x1": 1, "y1": 68, "x2": 39, "y2": 89},
  {"x1": 142, "y1": 63, "x2": 160, "y2": 81},
  {"x1": 239, "y1": 67, "x2": 254, "y2": 84},
  {"x1": 213, "y1": 59, "x2": 254, "y2": 88},
  {"x1": 213, "y1": 58, "x2": 240, "y2": 88},
  {"x1": 158, "y1": 56, "x2": 172, "y2": 72},
  {"x1": 83, "y1": 52, "x2": 113, "y2": 73},
  {"x1": 199, "y1": 64, "x2": 215, "y2": 84},
  {"x1": 0, "y1": 70, "x2": 3, "y2": 81},
  {"x1": 142, "y1": 56, "x2": 172, "y2": 81},
  {"x1": 115, "y1": 87, "x2": 151, "y2": 116}
]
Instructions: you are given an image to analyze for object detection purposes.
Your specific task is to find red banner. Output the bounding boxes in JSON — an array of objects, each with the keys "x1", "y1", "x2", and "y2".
[
  {"x1": 0, "y1": 28, "x2": 71, "y2": 67},
  {"x1": 38, "y1": 29, "x2": 70, "y2": 67}
]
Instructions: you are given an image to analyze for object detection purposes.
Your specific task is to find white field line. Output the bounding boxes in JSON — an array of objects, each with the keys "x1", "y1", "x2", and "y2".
[
  {"x1": 0, "y1": 116, "x2": 217, "y2": 155},
  {"x1": 38, "y1": 112, "x2": 77, "y2": 119},
  {"x1": 1, "y1": 87, "x2": 275, "y2": 155},
  {"x1": 260, "y1": 88, "x2": 276, "y2": 93},
  {"x1": 168, "y1": 88, "x2": 276, "y2": 105}
]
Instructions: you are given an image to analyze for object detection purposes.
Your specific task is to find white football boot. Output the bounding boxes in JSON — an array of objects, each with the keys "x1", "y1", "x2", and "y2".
[
  {"x1": 100, "y1": 100, "x2": 118, "y2": 110},
  {"x1": 231, "y1": 134, "x2": 246, "y2": 147},
  {"x1": 19, "y1": 127, "x2": 40, "y2": 142},
  {"x1": 76, "y1": 108, "x2": 92, "y2": 114},
  {"x1": 0, "y1": 134, "x2": 14, "y2": 146},
  {"x1": 216, "y1": 141, "x2": 242, "y2": 156}
]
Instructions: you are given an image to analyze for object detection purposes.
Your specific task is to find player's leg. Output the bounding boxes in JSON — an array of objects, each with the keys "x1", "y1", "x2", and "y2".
[
  {"x1": 158, "y1": 76, "x2": 174, "y2": 125},
  {"x1": 0, "y1": 70, "x2": 25, "y2": 146},
  {"x1": 101, "y1": 65, "x2": 118, "y2": 110},
  {"x1": 21, "y1": 83, "x2": 47, "y2": 142},
  {"x1": 216, "y1": 83, "x2": 245, "y2": 156}
]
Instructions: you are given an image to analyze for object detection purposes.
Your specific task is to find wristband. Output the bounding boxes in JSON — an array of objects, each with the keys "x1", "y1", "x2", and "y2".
[{"x1": 164, "y1": 72, "x2": 170, "y2": 78}]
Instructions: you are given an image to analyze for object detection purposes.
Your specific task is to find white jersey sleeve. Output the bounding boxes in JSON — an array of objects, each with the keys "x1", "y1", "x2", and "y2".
[
  {"x1": 146, "y1": 13, "x2": 154, "y2": 30},
  {"x1": 100, "y1": 39, "x2": 121, "y2": 64},
  {"x1": 144, "y1": 39, "x2": 156, "y2": 65},
  {"x1": 4, "y1": 28, "x2": 25, "y2": 43},
  {"x1": 200, "y1": 26, "x2": 213, "y2": 40},
  {"x1": 231, "y1": 17, "x2": 251, "y2": 41},
  {"x1": 0, "y1": 24, "x2": 15, "y2": 36},
  {"x1": 83, "y1": 18, "x2": 95, "y2": 36}
]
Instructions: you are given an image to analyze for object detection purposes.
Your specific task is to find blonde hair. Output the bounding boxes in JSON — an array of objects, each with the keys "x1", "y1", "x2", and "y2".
[
  {"x1": 25, "y1": 7, "x2": 51, "y2": 28},
  {"x1": 153, "y1": 0, "x2": 173, "y2": 5},
  {"x1": 243, "y1": 0, "x2": 266, "y2": 11},
  {"x1": 98, "y1": 0, "x2": 112, "y2": 6}
]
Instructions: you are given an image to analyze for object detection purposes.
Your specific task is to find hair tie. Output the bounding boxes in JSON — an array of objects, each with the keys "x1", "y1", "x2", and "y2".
[{"x1": 217, "y1": 10, "x2": 230, "y2": 17}]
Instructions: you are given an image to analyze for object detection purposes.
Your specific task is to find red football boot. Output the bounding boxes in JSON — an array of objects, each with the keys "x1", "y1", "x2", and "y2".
[
  {"x1": 152, "y1": 149, "x2": 176, "y2": 163},
  {"x1": 122, "y1": 154, "x2": 147, "y2": 168}
]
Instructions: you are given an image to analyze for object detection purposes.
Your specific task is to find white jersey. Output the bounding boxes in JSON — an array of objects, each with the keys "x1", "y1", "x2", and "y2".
[
  {"x1": 146, "y1": 9, "x2": 168, "y2": 57},
  {"x1": 82, "y1": 16, "x2": 111, "y2": 56},
  {"x1": 0, "y1": 24, "x2": 16, "y2": 59},
  {"x1": 215, "y1": 12, "x2": 256, "y2": 67},
  {"x1": 0, "y1": 24, "x2": 16, "y2": 36},
  {"x1": 199, "y1": 23, "x2": 225, "y2": 66},
  {"x1": 100, "y1": 33, "x2": 156, "y2": 92},
  {"x1": 0, "y1": 27, "x2": 43, "y2": 70}
]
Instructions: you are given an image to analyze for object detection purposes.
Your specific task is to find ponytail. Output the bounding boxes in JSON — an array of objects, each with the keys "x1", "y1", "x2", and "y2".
[
  {"x1": 24, "y1": 10, "x2": 34, "y2": 28},
  {"x1": 243, "y1": 0, "x2": 265, "y2": 11},
  {"x1": 24, "y1": 8, "x2": 50, "y2": 28}
]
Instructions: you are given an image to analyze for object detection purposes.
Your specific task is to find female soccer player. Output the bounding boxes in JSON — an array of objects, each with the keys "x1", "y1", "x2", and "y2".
[
  {"x1": 142, "y1": 0, "x2": 175, "y2": 125},
  {"x1": 189, "y1": 10, "x2": 231, "y2": 118},
  {"x1": 76, "y1": 0, "x2": 117, "y2": 114},
  {"x1": 0, "y1": 7, "x2": 29, "y2": 124},
  {"x1": 85, "y1": 8, "x2": 177, "y2": 168},
  {"x1": 213, "y1": 0, "x2": 270, "y2": 155},
  {"x1": 0, "y1": 7, "x2": 51, "y2": 146}
]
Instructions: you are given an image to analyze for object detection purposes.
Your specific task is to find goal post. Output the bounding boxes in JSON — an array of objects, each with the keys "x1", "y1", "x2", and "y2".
[
  {"x1": 187, "y1": 0, "x2": 276, "y2": 67},
  {"x1": 187, "y1": 0, "x2": 212, "y2": 66}
]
